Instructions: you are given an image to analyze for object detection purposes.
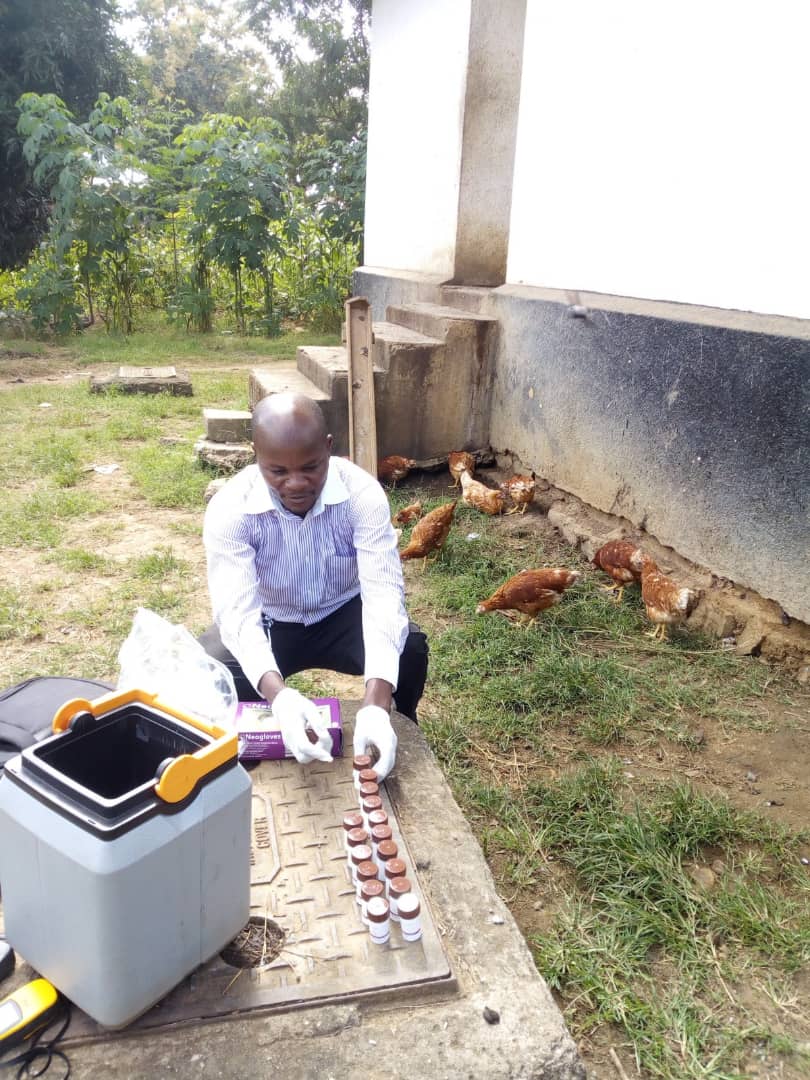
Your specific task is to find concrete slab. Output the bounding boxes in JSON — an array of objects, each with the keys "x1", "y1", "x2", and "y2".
[
  {"x1": 20, "y1": 705, "x2": 583, "y2": 1079},
  {"x1": 203, "y1": 409, "x2": 252, "y2": 444},
  {"x1": 194, "y1": 438, "x2": 255, "y2": 471},
  {"x1": 90, "y1": 367, "x2": 193, "y2": 396}
]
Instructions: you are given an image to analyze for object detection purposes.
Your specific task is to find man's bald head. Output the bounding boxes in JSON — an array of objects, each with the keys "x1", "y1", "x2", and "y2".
[
  {"x1": 252, "y1": 392, "x2": 328, "y2": 453},
  {"x1": 252, "y1": 393, "x2": 332, "y2": 516}
]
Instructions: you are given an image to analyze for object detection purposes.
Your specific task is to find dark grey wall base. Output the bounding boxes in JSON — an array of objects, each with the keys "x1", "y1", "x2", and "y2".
[{"x1": 355, "y1": 268, "x2": 810, "y2": 623}]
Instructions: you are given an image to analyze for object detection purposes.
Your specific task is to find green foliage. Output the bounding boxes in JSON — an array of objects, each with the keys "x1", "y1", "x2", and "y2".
[
  {"x1": 131, "y1": 0, "x2": 277, "y2": 119},
  {"x1": 0, "y1": 0, "x2": 129, "y2": 270},
  {"x1": 17, "y1": 254, "x2": 82, "y2": 334},
  {"x1": 4, "y1": 1, "x2": 367, "y2": 335}
]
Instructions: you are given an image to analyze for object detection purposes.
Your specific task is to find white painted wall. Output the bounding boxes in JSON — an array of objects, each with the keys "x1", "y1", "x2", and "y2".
[
  {"x1": 507, "y1": 1, "x2": 810, "y2": 319},
  {"x1": 364, "y1": 0, "x2": 471, "y2": 277}
]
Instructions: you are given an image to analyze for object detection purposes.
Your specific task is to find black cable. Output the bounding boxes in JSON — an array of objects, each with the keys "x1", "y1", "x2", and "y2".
[{"x1": 0, "y1": 1003, "x2": 72, "y2": 1080}]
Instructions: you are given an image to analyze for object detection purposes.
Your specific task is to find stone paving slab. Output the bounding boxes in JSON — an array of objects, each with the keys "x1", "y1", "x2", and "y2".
[{"x1": 3, "y1": 704, "x2": 584, "y2": 1080}]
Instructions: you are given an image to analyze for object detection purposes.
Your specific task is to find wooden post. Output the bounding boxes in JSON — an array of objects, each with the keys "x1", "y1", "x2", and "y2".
[{"x1": 345, "y1": 296, "x2": 377, "y2": 476}]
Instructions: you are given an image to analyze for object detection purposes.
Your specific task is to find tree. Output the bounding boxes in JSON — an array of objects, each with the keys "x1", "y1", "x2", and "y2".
[
  {"x1": 17, "y1": 92, "x2": 146, "y2": 331},
  {"x1": 175, "y1": 114, "x2": 289, "y2": 332},
  {"x1": 0, "y1": 0, "x2": 129, "y2": 269},
  {"x1": 131, "y1": 0, "x2": 277, "y2": 119},
  {"x1": 243, "y1": 0, "x2": 369, "y2": 147}
]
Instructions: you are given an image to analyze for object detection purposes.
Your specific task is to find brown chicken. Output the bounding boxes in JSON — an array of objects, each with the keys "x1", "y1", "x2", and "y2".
[
  {"x1": 499, "y1": 472, "x2": 536, "y2": 515},
  {"x1": 459, "y1": 468, "x2": 505, "y2": 516},
  {"x1": 592, "y1": 539, "x2": 645, "y2": 603},
  {"x1": 400, "y1": 501, "x2": 457, "y2": 566},
  {"x1": 392, "y1": 501, "x2": 423, "y2": 526},
  {"x1": 378, "y1": 455, "x2": 416, "y2": 486},
  {"x1": 448, "y1": 451, "x2": 476, "y2": 488},
  {"x1": 476, "y1": 568, "x2": 581, "y2": 626},
  {"x1": 639, "y1": 555, "x2": 699, "y2": 640}
]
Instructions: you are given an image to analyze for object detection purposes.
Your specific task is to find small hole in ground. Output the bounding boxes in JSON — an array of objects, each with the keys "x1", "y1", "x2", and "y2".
[{"x1": 220, "y1": 916, "x2": 286, "y2": 969}]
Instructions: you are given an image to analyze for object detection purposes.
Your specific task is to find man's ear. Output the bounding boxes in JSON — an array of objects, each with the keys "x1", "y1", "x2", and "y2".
[{"x1": 326, "y1": 434, "x2": 333, "y2": 453}]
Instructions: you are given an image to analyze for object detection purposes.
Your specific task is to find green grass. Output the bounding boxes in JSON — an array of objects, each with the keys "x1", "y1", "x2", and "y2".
[
  {"x1": 1, "y1": 312, "x2": 340, "y2": 369},
  {"x1": 526, "y1": 762, "x2": 809, "y2": 1078},
  {"x1": 391, "y1": 485, "x2": 809, "y2": 1078}
]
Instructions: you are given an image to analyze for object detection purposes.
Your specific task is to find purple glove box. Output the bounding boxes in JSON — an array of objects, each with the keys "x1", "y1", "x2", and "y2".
[{"x1": 235, "y1": 697, "x2": 343, "y2": 760}]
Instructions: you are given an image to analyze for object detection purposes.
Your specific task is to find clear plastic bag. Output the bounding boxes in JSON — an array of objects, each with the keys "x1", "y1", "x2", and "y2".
[{"x1": 117, "y1": 608, "x2": 237, "y2": 728}]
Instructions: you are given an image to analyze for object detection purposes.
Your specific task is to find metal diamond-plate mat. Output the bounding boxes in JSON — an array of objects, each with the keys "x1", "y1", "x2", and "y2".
[{"x1": 50, "y1": 738, "x2": 453, "y2": 1038}]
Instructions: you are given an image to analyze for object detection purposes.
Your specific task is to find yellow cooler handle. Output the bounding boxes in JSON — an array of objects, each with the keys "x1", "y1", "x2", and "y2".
[{"x1": 51, "y1": 688, "x2": 238, "y2": 803}]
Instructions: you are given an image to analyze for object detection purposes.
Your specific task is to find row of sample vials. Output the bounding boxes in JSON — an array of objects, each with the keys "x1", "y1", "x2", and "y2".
[{"x1": 342, "y1": 754, "x2": 422, "y2": 945}]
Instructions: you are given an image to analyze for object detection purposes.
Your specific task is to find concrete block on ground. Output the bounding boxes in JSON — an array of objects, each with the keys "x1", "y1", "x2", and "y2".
[
  {"x1": 194, "y1": 438, "x2": 254, "y2": 472},
  {"x1": 90, "y1": 366, "x2": 193, "y2": 396},
  {"x1": 203, "y1": 408, "x2": 252, "y2": 444}
]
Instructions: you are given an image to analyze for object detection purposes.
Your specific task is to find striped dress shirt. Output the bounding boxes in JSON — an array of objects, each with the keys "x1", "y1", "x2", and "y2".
[{"x1": 203, "y1": 456, "x2": 409, "y2": 694}]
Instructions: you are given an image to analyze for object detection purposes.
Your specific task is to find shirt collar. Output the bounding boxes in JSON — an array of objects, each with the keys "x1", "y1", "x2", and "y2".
[{"x1": 243, "y1": 458, "x2": 349, "y2": 517}]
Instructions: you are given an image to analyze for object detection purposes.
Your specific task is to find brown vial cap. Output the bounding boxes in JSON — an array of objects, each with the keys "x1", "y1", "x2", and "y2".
[
  {"x1": 346, "y1": 827, "x2": 369, "y2": 847},
  {"x1": 351, "y1": 844, "x2": 373, "y2": 866},
  {"x1": 368, "y1": 809, "x2": 389, "y2": 828},
  {"x1": 388, "y1": 877, "x2": 412, "y2": 900},
  {"x1": 366, "y1": 896, "x2": 390, "y2": 923},
  {"x1": 357, "y1": 860, "x2": 379, "y2": 882},
  {"x1": 361, "y1": 879, "x2": 385, "y2": 902},
  {"x1": 361, "y1": 795, "x2": 383, "y2": 814},
  {"x1": 371, "y1": 824, "x2": 393, "y2": 844},
  {"x1": 385, "y1": 858, "x2": 407, "y2": 880},
  {"x1": 376, "y1": 839, "x2": 398, "y2": 860},
  {"x1": 342, "y1": 812, "x2": 363, "y2": 831},
  {"x1": 359, "y1": 781, "x2": 380, "y2": 800},
  {"x1": 353, "y1": 754, "x2": 372, "y2": 772},
  {"x1": 358, "y1": 768, "x2": 379, "y2": 785}
]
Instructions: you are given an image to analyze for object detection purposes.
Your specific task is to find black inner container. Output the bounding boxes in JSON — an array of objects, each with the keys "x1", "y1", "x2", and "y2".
[{"x1": 33, "y1": 707, "x2": 207, "y2": 800}]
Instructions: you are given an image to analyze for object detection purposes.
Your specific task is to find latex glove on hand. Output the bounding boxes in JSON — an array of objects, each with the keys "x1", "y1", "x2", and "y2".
[
  {"x1": 353, "y1": 705, "x2": 397, "y2": 781},
  {"x1": 272, "y1": 687, "x2": 333, "y2": 765}
]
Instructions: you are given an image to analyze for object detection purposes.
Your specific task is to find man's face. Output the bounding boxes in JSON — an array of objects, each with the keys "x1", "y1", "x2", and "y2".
[{"x1": 255, "y1": 431, "x2": 332, "y2": 516}]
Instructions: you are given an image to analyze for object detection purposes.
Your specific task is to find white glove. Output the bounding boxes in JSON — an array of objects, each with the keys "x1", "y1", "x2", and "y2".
[
  {"x1": 272, "y1": 687, "x2": 334, "y2": 765},
  {"x1": 353, "y1": 705, "x2": 397, "y2": 781}
]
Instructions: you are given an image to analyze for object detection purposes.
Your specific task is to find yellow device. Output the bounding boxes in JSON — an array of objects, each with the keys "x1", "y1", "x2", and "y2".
[{"x1": 0, "y1": 978, "x2": 62, "y2": 1051}]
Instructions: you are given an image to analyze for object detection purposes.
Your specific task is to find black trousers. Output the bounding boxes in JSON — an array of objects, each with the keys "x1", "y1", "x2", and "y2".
[{"x1": 198, "y1": 595, "x2": 428, "y2": 721}]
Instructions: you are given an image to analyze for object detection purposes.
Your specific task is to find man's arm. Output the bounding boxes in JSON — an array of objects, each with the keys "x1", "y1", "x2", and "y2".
[{"x1": 202, "y1": 506, "x2": 281, "y2": 696}]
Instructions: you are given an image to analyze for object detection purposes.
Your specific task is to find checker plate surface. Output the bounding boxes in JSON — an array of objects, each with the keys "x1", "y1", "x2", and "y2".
[{"x1": 49, "y1": 743, "x2": 453, "y2": 1037}]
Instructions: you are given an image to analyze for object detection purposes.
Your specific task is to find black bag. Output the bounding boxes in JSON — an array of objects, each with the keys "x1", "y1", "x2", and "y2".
[{"x1": 0, "y1": 676, "x2": 113, "y2": 769}]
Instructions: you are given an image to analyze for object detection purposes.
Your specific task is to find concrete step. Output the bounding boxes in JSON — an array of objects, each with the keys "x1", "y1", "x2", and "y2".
[
  {"x1": 248, "y1": 365, "x2": 350, "y2": 455},
  {"x1": 248, "y1": 366, "x2": 330, "y2": 410},
  {"x1": 296, "y1": 345, "x2": 350, "y2": 396},
  {"x1": 385, "y1": 301, "x2": 496, "y2": 343},
  {"x1": 371, "y1": 321, "x2": 444, "y2": 373}
]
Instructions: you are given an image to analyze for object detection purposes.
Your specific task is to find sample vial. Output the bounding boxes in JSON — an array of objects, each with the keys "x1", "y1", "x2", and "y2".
[
  {"x1": 358, "y1": 768, "x2": 379, "y2": 787},
  {"x1": 387, "y1": 876, "x2": 412, "y2": 923},
  {"x1": 366, "y1": 896, "x2": 390, "y2": 945},
  {"x1": 384, "y1": 857, "x2": 408, "y2": 890},
  {"x1": 397, "y1": 892, "x2": 422, "y2": 942},
  {"x1": 355, "y1": 860, "x2": 379, "y2": 904},
  {"x1": 370, "y1": 823, "x2": 393, "y2": 874},
  {"x1": 346, "y1": 827, "x2": 369, "y2": 873},
  {"x1": 360, "y1": 878, "x2": 385, "y2": 925},
  {"x1": 352, "y1": 754, "x2": 372, "y2": 791},
  {"x1": 342, "y1": 812, "x2": 364, "y2": 853},
  {"x1": 376, "y1": 839, "x2": 399, "y2": 883},
  {"x1": 350, "y1": 843, "x2": 374, "y2": 885},
  {"x1": 361, "y1": 795, "x2": 383, "y2": 830},
  {"x1": 367, "y1": 808, "x2": 389, "y2": 831}
]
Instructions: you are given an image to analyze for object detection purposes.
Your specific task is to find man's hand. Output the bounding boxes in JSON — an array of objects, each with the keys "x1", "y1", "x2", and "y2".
[
  {"x1": 353, "y1": 705, "x2": 397, "y2": 780},
  {"x1": 271, "y1": 687, "x2": 333, "y2": 764}
]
